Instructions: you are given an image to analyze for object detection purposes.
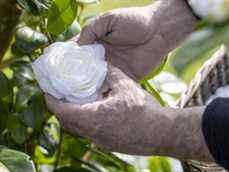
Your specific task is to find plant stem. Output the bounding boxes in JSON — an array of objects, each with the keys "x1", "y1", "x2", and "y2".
[
  {"x1": 0, "y1": 58, "x2": 24, "y2": 70},
  {"x1": 0, "y1": 0, "x2": 21, "y2": 62}
]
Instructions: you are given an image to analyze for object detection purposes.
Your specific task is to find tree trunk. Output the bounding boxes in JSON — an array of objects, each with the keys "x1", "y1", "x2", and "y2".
[{"x1": 0, "y1": 0, "x2": 21, "y2": 62}]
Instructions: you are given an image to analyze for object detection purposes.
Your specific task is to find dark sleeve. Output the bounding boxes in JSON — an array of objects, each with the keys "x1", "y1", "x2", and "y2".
[{"x1": 202, "y1": 98, "x2": 229, "y2": 170}]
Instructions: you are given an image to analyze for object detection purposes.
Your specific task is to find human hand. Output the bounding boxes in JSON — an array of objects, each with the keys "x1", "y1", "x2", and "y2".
[
  {"x1": 45, "y1": 0, "x2": 213, "y2": 160},
  {"x1": 73, "y1": 0, "x2": 197, "y2": 80},
  {"x1": 45, "y1": 64, "x2": 212, "y2": 161},
  {"x1": 45, "y1": 64, "x2": 163, "y2": 155}
]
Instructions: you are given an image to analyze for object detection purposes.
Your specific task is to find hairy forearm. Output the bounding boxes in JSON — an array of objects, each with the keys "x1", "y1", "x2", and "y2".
[
  {"x1": 57, "y1": 94, "x2": 213, "y2": 162},
  {"x1": 146, "y1": 105, "x2": 214, "y2": 162}
]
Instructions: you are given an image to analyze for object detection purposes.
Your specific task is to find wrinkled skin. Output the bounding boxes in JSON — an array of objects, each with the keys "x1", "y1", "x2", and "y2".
[
  {"x1": 46, "y1": 0, "x2": 214, "y2": 162},
  {"x1": 73, "y1": 0, "x2": 197, "y2": 80}
]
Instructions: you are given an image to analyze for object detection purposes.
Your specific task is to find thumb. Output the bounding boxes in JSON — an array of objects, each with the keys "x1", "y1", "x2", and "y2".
[{"x1": 78, "y1": 13, "x2": 113, "y2": 45}]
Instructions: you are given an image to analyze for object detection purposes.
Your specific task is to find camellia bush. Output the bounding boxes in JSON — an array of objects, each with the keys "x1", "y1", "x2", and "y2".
[{"x1": 0, "y1": 0, "x2": 229, "y2": 172}]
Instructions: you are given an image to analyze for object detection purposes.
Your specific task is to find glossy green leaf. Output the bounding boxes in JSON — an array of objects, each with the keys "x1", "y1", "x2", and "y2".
[
  {"x1": 48, "y1": 0, "x2": 78, "y2": 35},
  {"x1": 172, "y1": 22, "x2": 229, "y2": 74},
  {"x1": 0, "y1": 147, "x2": 35, "y2": 172},
  {"x1": 7, "y1": 114, "x2": 27, "y2": 144},
  {"x1": 11, "y1": 62, "x2": 35, "y2": 86},
  {"x1": 21, "y1": 91, "x2": 46, "y2": 131},
  {"x1": 16, "y1": 85, "x2": 39, "y2": 111}
]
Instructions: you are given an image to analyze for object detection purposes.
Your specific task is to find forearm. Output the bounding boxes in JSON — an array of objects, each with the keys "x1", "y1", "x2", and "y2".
[
  {"x1": 148, "y1": 106, "x2": 214, "y2": 162},
  {"x1": 115, "y1": 94, "x2": 214, "y2": 161}
]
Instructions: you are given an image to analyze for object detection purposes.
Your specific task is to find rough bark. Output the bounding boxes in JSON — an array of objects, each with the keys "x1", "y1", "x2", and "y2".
[{"x1": 0, "y1": 0, "x2": 21, "y2": 62}]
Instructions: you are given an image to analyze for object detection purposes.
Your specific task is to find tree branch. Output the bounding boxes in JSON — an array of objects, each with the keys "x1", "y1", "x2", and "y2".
[{"x1": 0, "y1": 0, "x2": 21, "y2": 62}]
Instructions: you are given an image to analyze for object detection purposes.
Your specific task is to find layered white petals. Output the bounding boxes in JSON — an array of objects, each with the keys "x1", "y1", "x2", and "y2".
[
  {"x1": 32, "y1": 41, "x2": 107, "y2": 104},
  {"x1": 188, "y1": 0, "x2": 229, "y2": 23}
]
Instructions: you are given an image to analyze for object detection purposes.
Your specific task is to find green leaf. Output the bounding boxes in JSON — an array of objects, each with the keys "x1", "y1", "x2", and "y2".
[
  {"x1": 16, "y1": 85, "x2": 39, "y2": 112},
  {"x1": 11, "y1": 62, "x2": 35, "y2": 86},
  {"x1": 54, "y1": 166, "x2": 93, "y2": 172},
  {"x1": 172, "y1": 22, "x2": 229, "y2": 74},
  {"x1": 148, "y1": 157, "x2": 171, "y2": 172},
  {"x1": 0, "y1": 72, "x2": 12, "y2": 99},
  {"x1": 17, "y1": 0, "x2": 38, "y2": 14},
  {"x1": 16, "y1": 0, "x2": 51, "y2": 15},
  {"x1": 7, "y1": 114, "x2": 27, "y2": 144},
  {"x1": 142, "y1": 81, "x2": 165, "y2": 106},
  {"x1": 21, "y1": 91, "x2": 46, "y2": 131},
  {"x1": 48, "y1": 0, "x2": 78, "y2": 35},
  {"x1": 60, "y1": 134, "x2": 89, "y2": 165},
  {"x1": 0, "y1": 147, "x2": 35, "y2": 172},
  {"x1": 56, "y1": 20, "x2": 81, "y2": 41}
]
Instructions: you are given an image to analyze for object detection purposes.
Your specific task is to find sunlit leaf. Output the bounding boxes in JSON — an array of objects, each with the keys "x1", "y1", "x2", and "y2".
[
  {"x1": 48, "y1": 0, "x2": 78, "y2": 35},
  {"x1": 148, "y1": 157, "x2": 171, "y2": 172},
  {"x1": 0, "y1": 147, "x2": 35, "y2": 172}
]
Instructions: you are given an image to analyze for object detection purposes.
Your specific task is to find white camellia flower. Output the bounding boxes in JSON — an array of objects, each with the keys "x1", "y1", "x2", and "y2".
[
  {"x1": 188, "y1": 0, "x2": 229, "y2": 23},
  {"x1": 32, "y1": 41, "x2": 107, "y2": 104}
]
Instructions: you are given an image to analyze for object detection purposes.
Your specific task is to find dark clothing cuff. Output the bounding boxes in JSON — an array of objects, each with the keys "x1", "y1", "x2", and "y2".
[{"x1": 202, "y1": 98, "x2": 229, "y2": 170}]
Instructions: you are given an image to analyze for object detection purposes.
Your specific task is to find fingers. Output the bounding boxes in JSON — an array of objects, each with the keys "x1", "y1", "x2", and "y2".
[
  {"x1": 78, "y1": 13, "x2": 115, "y2": 45},
  {"x1": 45, "y1": 93, "x2": 113, "y2": 117}
]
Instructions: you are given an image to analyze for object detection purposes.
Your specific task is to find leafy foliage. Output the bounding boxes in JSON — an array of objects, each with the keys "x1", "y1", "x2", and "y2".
[
  {"x1": 0, "y1": 146, "x2": 36, "y2": 172},
  {"x1": 1, "y1": 0, "x2": 229, "y2": 172}
]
